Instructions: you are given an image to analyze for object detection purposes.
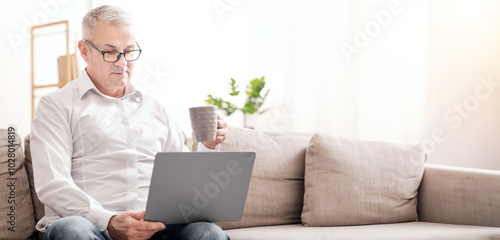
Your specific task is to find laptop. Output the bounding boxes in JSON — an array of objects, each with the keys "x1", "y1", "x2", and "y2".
[{"x1": 144, "y1": 152, "x2": 256, "y2": 224}]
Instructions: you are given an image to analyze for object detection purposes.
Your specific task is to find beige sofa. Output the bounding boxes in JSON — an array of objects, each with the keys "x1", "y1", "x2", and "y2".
[{"x1": 1, "y1": 126, "x2": 500, "y2": 240}]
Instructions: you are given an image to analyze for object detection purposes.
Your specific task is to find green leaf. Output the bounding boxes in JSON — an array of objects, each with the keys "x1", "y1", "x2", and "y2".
[
  {"x1": 241, "y1": 102, "x2": 258, "y2": 114},
  {"x1": 229, "y1": 78, "x2": 240, "y2": 96},
  {"x1": 246, "y1": 77, "x2": 266, "y2": 99},
  {"x1": 222, "y1": 101, "x2": 238, "y2": 116},
  {"x1": 259, "y1": 108, "x2": 269, "y2": 115},
  {"x1": 205, "y1": 95, "x2": 225, "y2": 112},
  {"x1": 206, "y1": 76, "x2": 269, "y2": 120}
]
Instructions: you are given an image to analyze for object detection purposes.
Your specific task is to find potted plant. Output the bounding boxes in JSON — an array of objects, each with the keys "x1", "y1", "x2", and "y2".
[{"x1": 205, "y1": 76, "x2": 270, "y2": 128}]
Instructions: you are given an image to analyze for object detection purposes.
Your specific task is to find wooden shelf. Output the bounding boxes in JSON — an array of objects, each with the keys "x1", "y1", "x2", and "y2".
[{"x1": 31, "y1": 20, "x2": 71, "y2": 119}]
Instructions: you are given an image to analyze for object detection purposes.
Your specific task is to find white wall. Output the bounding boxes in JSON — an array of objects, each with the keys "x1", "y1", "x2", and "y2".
[
  {"x1": 424, "y1": 0, "x2": 500, "y2": 170},
  {"x1": 0, "y1": 0, "x2": 88, "y2": 139}
]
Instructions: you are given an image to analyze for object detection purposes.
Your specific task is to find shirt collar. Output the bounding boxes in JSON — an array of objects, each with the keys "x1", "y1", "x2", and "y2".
[{"x1": 78, "y1": 69, "x2": 143, "y2": 102}]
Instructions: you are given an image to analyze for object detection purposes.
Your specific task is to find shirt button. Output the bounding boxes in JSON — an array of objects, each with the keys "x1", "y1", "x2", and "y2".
[
  {"x1": 128, "y1": 159, "x2": 135, "y2": 165},
  {"x1": 127, "y1": 144, "x2": 134, "y2": 149},
  {"x1": 122, "y1": 120, "x2": 128, "y2": 125}
]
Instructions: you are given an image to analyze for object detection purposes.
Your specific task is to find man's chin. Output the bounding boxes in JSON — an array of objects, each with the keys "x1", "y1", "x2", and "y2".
[{"x1": 110, "y1": 73, "x2": 129, "y2": 83}]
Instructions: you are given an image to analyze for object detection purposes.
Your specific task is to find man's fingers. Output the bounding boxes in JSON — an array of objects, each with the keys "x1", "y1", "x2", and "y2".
[
  {"x1": 217, "y1": 117, "x2": 227, "y2": 129},
  {"x1": 216, "y1": 128, "x2": 227, "y2": 137},
  {"x1": 108, "y1": 211, "x2": 166, "y2": 240},
  {"x1": 126, "y1": 210, "x2": 144, "y2": 220},
  {"x1": 216, "y1": 136, "x2": 225, "y2": 144},
  {"x1": 136, "y1": 220, "x2": 166, "y2": 232}
]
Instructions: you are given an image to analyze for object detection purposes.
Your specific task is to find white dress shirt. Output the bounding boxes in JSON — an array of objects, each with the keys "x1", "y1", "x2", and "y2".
[{"x1": 31, "y1": 70, "x2": 214, "y2": 232}]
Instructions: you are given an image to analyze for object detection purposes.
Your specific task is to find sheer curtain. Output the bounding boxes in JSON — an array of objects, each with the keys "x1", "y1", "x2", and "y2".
[{"x1": 219, "y1": 0, "x2": 430, "y2": 144}]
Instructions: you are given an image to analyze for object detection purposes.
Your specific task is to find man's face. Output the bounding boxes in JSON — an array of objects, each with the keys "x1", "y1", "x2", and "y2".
[{"x1": 81, "y1": 21, "x2": 136, "y2": 96}]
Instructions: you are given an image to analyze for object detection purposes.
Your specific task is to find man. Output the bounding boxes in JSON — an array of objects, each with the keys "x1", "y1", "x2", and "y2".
[{"x1": 31, "y1": 5, "x2": 229, "y2": 240}]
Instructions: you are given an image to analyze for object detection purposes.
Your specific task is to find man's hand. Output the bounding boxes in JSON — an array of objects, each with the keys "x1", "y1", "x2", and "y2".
[
  {"x1": 107, "y1": 210, "x2": 165, "y2": 240},
  {"x1": 202, "y1": 114, "x2": 228, "y2": 149}
]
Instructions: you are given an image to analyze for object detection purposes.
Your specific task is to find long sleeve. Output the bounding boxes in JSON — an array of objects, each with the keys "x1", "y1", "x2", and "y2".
[
  {"x1": 197, "y1": 142, "x2": 220, "y2": 152},
  {"x1": 31, "y1": 96, "x2": 116, "y2": 231}
]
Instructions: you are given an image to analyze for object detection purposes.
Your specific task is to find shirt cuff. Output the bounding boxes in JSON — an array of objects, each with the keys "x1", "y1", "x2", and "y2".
[
  {"x1": 197, "y1": 142, "x2": 220, "y2": 152},
  {"x1": 88, "y1": 207, "x2": 117, "y2": 232}
]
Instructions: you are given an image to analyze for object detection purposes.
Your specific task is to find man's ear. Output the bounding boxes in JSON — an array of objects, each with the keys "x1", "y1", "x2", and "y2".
[{"x1": 78, "y1": 40, "x2": 89, "y2": 63}]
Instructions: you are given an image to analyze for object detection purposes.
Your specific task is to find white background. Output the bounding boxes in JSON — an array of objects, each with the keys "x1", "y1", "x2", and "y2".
[{"x1": 1, "y1": 0, "x2": 500, "y2": 170}]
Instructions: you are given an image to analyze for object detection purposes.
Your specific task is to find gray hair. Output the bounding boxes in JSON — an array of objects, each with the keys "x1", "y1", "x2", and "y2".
[{"x1": 82, "y1": 5, "x2": 133, "y2": 40}]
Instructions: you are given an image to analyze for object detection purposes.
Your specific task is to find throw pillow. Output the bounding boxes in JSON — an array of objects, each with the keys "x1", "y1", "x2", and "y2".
[
  {"x1": 213, "y1": 126, "x2": 312, "y2": 230},
  {"x1": 301, "y1": 133, "x2": 426, "y2": 226}
]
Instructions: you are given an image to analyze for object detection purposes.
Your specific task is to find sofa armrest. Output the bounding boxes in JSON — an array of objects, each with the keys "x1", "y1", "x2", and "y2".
[{"x1": 418, "y1": 164, "x2": 500, "y2": 227}]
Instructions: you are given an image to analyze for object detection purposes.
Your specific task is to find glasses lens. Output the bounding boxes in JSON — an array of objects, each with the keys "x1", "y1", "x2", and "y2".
[
  {"x1": 124, "y1": 50, "x2": 141, "y2": 61},
  {"x1": 102, "y1": 50, "x2": 141, "y2": 62},
  {"x1": 104, "y1": 52, "x2": 120, "y2": 62}
]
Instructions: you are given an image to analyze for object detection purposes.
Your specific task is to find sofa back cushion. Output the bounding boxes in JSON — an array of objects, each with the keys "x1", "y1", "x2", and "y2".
[
  {"x1": 214, "y1": 126, "x2": 312, "y2": 229},
  {"x1": 0, "y1": 129, "x2": 36, "y2": 239},
  {"x1": 24, "y1": 134, "x2": 45, "y2": 240},
  {"x1": 301, "y1": 133, "x2": 426, "y2": 226}
]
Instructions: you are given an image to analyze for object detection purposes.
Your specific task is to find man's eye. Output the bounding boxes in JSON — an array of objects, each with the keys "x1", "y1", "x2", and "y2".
[{"x1": 105, "y1": 52, "x2": 120, "y2": 57}]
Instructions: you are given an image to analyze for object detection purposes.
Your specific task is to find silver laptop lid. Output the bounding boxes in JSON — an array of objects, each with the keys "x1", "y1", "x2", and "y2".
[{"x1": 144, "y1": 152, "x2": 255, "y2": 224}]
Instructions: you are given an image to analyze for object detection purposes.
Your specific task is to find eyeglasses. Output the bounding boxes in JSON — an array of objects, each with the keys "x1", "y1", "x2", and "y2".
[{"x1": 83, "y1": 39, "x2": 142, "y2": 63}]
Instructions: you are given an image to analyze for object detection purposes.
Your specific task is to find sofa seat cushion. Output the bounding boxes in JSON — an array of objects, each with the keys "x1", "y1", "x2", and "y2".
[
  {"x1": 214, "y1": 126, "x2": 312, "y2": 229},
  {"x1": 225, "y1": 222, "x2": 500, "y2": 240}
]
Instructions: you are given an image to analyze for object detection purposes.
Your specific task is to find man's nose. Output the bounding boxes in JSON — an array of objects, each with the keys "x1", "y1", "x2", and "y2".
[{"x1": 114, "y1": 53, "x2": 127, "y2": 67}]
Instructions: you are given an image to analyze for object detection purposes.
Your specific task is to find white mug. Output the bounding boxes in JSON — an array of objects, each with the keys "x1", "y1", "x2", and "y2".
[{"x1": 189, "y1": 106, "x2": 218, "y2": 142}]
